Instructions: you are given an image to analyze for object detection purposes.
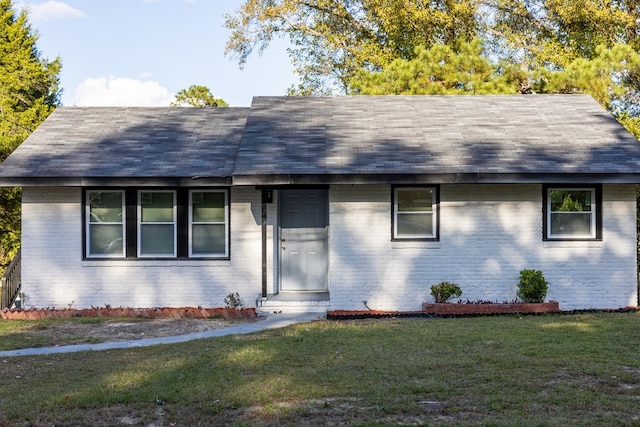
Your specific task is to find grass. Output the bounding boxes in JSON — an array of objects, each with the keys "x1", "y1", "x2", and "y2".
[
  {"x1": 0, "y1": 317, "x2": 150, "y2": 350},
  {"x1": 1, "y1": 313, "x2": 640, "y2": 426}
]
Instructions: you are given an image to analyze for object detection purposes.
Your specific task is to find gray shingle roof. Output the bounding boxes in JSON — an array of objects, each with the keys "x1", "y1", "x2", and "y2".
[
  {"x1": 0, "y1": 107, "x2": 249, "y2": 186},
  {"x1": 1, "y1": 95, "x2": 639, "y2": 186},
  {"x1": 233, "y1": 95, "x2": 640, "y2": 184}
]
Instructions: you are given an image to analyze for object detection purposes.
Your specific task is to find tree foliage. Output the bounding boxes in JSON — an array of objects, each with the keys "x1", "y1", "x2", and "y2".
[
  {"x1": 225, "y1": 0, "x2": 479, "y2": 94},
  {"x1": 352, "y1": 40, "x2": 640, "y2": 113},
  {"x1": 538, "y1": 44, "x2": 640, "y2": 109},
  {"x1": 170, "y1": 85, "x2": 228, "y2": 107},
  {"x1": 351, "y1": 38, "x2": 525, "y2": 95},
  {"x1": 0, "y1": 0, "x2": 61, "y2": 270},
  {"x1": 486, "y1": 0, "x2": 639, "y2": 69}
]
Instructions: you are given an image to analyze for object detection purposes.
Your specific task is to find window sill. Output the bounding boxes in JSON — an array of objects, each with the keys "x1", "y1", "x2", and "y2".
[
  {"x1": 543, "y1": 240, "x2": 603, "y2": 249},
  {"x1": 82, "y1": 259, "x2": 231, "y2": 267},
  {"x1": 391, "y1": 241, "x2": 441, "y2": 250}
]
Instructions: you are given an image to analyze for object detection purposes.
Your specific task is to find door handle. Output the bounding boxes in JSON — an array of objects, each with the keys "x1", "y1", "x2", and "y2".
[{"x1": 282, "y1": 246, "x2": 286, "y2": 250}]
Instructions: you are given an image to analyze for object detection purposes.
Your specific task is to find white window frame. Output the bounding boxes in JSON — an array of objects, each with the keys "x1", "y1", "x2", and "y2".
[
  {"x1": 85, "y1": 190, "x2": 126, "y2": 258},
  {"x1": 188, "y1": 189, "x2": 229, "y2": 258},
  {"x1": 393, "y1": 186, "x2": 438, "y2": 240},
  {"x1": 546, "y1": 187, "x2": 597, "y2": 240},
  {"x1": 137, "y1": 190, "x2": 177, "y2": 258}
]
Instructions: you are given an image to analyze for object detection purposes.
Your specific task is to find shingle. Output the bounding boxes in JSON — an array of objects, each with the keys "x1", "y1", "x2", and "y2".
[
  {"x1": 1, "y1": 95, "x2": 639, "y2": 184},
  {"x1": 233, "y1": 95, "x2": 640, "y2": 177},
  {"x1": 0, "y1": 107, "x2": 249, "y2": 179}
]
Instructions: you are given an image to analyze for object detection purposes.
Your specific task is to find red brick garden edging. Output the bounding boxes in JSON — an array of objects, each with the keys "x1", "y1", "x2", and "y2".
[
  {"x1": 0, "y1": 306, "x2": 257, "y2": 321},
  {"x1": 327, "y1": 301, "x2": 562, "y2": 319},
  {"x1": 421, "y1": 301, "x2": 560, "y2": 315}
]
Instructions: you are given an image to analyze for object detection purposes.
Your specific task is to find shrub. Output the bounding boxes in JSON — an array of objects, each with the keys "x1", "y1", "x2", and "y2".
[
  {"x1": 517, "y1": 269, "x2": 549, "y2": 303},
  {"x1": 431, "y1": 281, "x2": 462, "y2": 303},
  {"x1": 224, "y1": 292, "x2": 243, "y2": 309}
]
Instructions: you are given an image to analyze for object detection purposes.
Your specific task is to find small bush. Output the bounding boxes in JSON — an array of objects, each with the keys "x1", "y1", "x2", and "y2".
[
  {"x1": 517, "y1": 269, "x2": 549, "y2": 303},
  {"x1": 224, "y1": 292, "x2": 243, "y2": 309},
  {"x1": 431, "y1": 281, "x2": 462, "y2": 303}
]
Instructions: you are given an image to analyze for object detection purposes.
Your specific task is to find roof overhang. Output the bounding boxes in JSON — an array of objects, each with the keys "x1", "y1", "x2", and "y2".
[
  {"x1": 0, "y1": 176, "x2": 233, "y2": 187},
  {"x1": 232, "y1": 173, "x2": 640, "y2": 186},
  {"x1": 2, "y1": 173, "x2": 640, "y2": 188}
]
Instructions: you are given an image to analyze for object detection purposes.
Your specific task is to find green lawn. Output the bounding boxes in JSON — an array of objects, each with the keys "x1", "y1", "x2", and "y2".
[
  {"x1": 0, "y1": 317, "x2": 124, "y2": 350},
  {"x1": 1, "y1": 313, "x2": 639, "y2": 426}
]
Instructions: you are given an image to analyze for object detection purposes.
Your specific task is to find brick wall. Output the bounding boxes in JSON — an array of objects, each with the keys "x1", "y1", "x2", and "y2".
[
  {"x1": 21, "y1": 187, "x2": 264, "y2": 309},
  {"x1": 329, "y1": 184, "x2": 638, "y2": 311},
  {"x1": 20, "y1": 184, "x2": 638, "y2": 311}
]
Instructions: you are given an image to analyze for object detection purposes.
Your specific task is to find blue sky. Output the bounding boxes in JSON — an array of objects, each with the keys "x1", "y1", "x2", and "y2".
[{"x1": 15, "y1": 0, "x2": 297, "y2": 107}]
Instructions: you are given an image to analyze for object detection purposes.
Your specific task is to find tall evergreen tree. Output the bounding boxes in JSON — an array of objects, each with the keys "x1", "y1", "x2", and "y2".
[
  {"x1": 350, "y1": 39, "x2": 526, "y2": 95},
  {"x1": 351, "y1": 40, "x2": 640, "y2": 139},
  {"x1": 0, "y1": 0, "x2": 61, "y2": 271}
]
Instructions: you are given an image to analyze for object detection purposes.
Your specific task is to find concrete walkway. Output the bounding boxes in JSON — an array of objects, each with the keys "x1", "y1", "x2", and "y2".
[{"x1": 0, "y1": 312, "x2": 325, "y2": 358}]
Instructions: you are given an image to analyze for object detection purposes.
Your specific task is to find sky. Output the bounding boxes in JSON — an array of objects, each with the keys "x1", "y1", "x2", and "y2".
[{"x1": 14, "y1": 0, "x2": 298, "y2": 107}]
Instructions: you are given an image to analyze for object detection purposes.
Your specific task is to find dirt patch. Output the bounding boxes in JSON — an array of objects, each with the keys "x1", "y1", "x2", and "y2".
[{"x1": 22, "y1": 317, "x2": 258, "y2": 346}]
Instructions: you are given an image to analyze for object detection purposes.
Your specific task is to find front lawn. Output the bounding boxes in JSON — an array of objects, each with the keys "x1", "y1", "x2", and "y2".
[{"x1": 1, "y1": 313, "x2": 639, "y2": 426}]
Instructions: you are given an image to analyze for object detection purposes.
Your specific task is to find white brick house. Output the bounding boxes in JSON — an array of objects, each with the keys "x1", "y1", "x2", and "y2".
[{"x1": 1, "y1": 95, "x2": 639, "y2": 312}]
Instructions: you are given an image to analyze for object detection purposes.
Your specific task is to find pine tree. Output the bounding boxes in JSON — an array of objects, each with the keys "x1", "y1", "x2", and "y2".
[
  {"x1": 0, "y1": 0, "x2": 61, "y2": 271},
  {"x1": 350, "y1": 39, "x2": 525, "y2": 95}
]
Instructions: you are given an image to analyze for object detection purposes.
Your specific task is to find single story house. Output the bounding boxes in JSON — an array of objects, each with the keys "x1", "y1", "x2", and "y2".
[{"x1": 0, "y1": 95, "x2": 639, "y2": 313}]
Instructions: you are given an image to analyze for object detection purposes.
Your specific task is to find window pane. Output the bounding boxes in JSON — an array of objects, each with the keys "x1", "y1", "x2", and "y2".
[
  {"x1": 140, "y1": 224, "x2": 175, "y2": 255},
  {"x1": 398, "y1": 188, "x2": 433, "y2": 212},
  {"x1": 89, "y1": 192, "x2": 123, "y2": 223},
  {"x1": 141, "y1": 192, "x2": 174, "y2": 222},
  {"x1": 192, "y1": 224, "x2": 226, "y2": 255},
  {"x1": 193, "y1": 192, "x2": 225, "y2": 222},
  {"x1": 397, "y1": 213, "x2": 433, "y2": 236},
  {"x1": 550, "y1": 190, "x2": 591, "y2": 212},
  {"x1": 89, "y1": 224, "x2": 123, "y2": 255},
  {"x1": 550, "y1": 212, "x2": 592, "y2": 236}
]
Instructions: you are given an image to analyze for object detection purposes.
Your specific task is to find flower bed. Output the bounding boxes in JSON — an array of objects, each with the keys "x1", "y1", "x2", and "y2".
[
  {"x1": 327, "y1": 310, "x2": 434, "y2": 319},
  {"x1": 0, "y1": 306, "x2": 257, "y2": 321},
  {"x1": 421, "y1": 301, "x2": 560, "y2": 315}
]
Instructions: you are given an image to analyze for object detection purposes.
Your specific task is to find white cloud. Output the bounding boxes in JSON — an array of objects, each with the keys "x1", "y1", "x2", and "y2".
[
  {"x1": 73, "y1": 76, "x2": 175, "y2": 107},
  {"x1": 18, "y1": 1, "x2": 87, "y2": 25}
]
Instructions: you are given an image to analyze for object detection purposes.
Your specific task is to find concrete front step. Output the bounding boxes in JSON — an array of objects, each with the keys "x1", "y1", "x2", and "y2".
[{"x1": 256, "y1": 293, "x2": 330, "y2": 314}]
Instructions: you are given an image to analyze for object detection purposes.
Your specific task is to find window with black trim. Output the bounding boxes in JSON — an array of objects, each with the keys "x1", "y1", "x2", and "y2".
[
  {"x1": 189, "y1": 190, "x2": 229, "y2": 257},
  {"x1": 84, "y1": 188, "x2": 230, "y2": 259},
  {"x1": 138, "y1": 190, "x2": 177, "y2": 257},
  {"x1": 86, "y1": 190, "x2": 126, "y2": 258},
  {"x1": 543, "y1": 185, "x2": 601, "y2": 240},
  {"x1": 392, "y1": 186, "x2": 439, "y2": 240}
]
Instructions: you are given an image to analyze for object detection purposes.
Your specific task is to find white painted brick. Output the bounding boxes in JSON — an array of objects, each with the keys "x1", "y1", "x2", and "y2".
[
  {"x1": 21, "y1": 187, "x2": 264, "y2": 309},
  {"x1": 329, "y1": 184, "x2": 638, "y2": 311},
  {"x1": 20, "y1": 184, "x2": 638, "y2": 312}
]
